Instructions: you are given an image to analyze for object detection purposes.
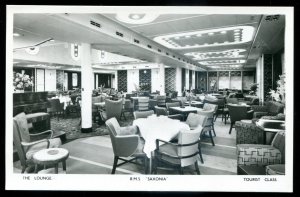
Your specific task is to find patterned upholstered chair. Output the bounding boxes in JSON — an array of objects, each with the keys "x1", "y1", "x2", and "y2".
[
  {"x1": 235, "y1": 121, "x2": 264, "y2": 145},
  {"x1": 133, "y1": 110, "x2": 154, "y2": 119},
  {"x1": 137, "y1": 97, "x2": 150, "y2": 111},
  {"x1": 157, "y1": 95, "x2": 167, "y2": 107},
  {"x1": 105, "y1": 117, "x2": 148, "y2": 174},
  {"x1": 13, "y1": 112, "x2": 62, "y2": 173},
  {"x1": 251, "y1": 101, "x2": 285, "y2": 119},
  {"x1": 237, "y1": 130, "x2": 285, "y2": 175},
  {"x1": 153, "y1": 126, "x2": 202, "y2": 174}
]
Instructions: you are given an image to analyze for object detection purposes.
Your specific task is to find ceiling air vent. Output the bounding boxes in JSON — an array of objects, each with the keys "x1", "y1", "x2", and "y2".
[
  {"x1": 158, "y1": 49, "x2": 161, "y2": 52},
  {"x1": 116, "y1": 31, "x2": 124, "y2": 37},
  {"x1": 90, "y1": 20, "x2": 101, "y2": 28},
  {"x1": 173, "y1": 55, "x2": 175, "y2": 58},
  {"x1": 166, "y1": 52, "x2": 169, "y2": 56},
  {"x1": 134, "y1": 39, "x2": 140, "y2": 44},
  {"x1": 265, "y1": 15, "x2": 280, "y2": 21},
  {"x1": 147, "y1": 45, "x2": 152, "y2": 49}
]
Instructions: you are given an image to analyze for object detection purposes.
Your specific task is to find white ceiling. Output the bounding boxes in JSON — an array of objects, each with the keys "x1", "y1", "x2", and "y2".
[{"x1": 12, "y1": 12, "x2": 285, "y2": 71}]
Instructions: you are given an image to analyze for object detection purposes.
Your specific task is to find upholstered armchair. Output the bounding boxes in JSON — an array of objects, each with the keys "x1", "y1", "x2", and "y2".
[
  {"x1": 251, "y1": 101, "x2": 285, "y2": 119},
  {"x1": 227, "y1": 104, "x2": 254, "y2": 134},
  {"x1": 153, "y1": 127, "x2": 202, "y2": 174},
  {"x1": 157, "y1": 95, "x2": 167, "y2": 107},
  {"x1": 244, "y1": 97, "x2": 259, "y2": 106},
  {"x1": 166, "y1": 102, "x2": 181, "y2": 115},
  {"x1": 133, "y1": 110, "x2": 154, "y2": 119},
  {"x1": 105, "y1": 117, "x2": 148, "y2": 174},
  {"x1": 154, "y1": 106, "x2": 184, "y2": 121},
  {"x1": 235, "y1": 121, "x2": 264, "y2": 145},
  {"x1": 100, "y1": 99, "x2": 123, "y2": 121},
  {"x1": 237, "y1": 130, "x2": 285, "y2": 175},
  {"x1": 13, "y1": 112, "x2": 62, "y2": 173},
  {"x1": 137, "y1": 97, "x2": 150, "y2": 111}
]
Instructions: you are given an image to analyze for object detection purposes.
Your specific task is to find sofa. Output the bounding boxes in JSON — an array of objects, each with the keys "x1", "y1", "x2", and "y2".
[{"x1": 251, "y1": 101, "x2": 285, "y2": 119}]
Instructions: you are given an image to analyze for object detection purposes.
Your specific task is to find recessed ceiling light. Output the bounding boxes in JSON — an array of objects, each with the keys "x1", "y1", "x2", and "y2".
[
  {"x1": 13, "y1": 33, "x2": 21, "y2": 37},
  {"x1": 116, "y1": 13, "x2": 158, "y2": 24},
  {"x1": 234, "y1": 32, "x2": 240, "y2": 36},
  {"x1": 185, "y1": 35, "x2": 190, "y2": 38},
  {"x1": 153, "y1": 26, "x2": 255, "y2": 49},
  {"x1": 196, "y1": 34, "x2": 202, "y2": 37},
  {"x1": 220, "y1": 31, "x2": 227, "y2": 34},
  {"x1": 174, "y1": 37, "x2": 180, "y2": 40},
  {"x1": 185, "y1": 49, "x2": 246, "y2": 60},
  {"x1": 234, "y1": 29, "x2": 240, "y2": 32}
]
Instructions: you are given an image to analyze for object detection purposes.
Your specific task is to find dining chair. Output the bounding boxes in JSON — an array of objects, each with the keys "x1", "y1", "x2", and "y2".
[
  {"x1": 156, "y1": 95, "x2": 167, "y2": 107},
  {"x1": 227, "y1": 104, "x2": 254, "y2": 134},
  {"x1": 105, "y1": 117, "x2": 148, "y2": 174},
  {"x1": 13, "y1": 112, "x2": 62, "y2": 173},
  {"x1": 120, "y1": 98, "x2": 134, "y2": 120},
  {"x1": 133, "y1": 110, "x2": 155, "y2": 119},
  {"x1": 153, "y1": 126, "x2": 202, "y2": 175},
  {"x1": 138, "y1": 97, "x2": 150, "y2": 111},
  {"x1": 47, "y1": 99, "x2": 64, "y2": 120},
  {"x1": 166, "y1": 102, "x2": 181, "y2": 115},
  {"x1": 154, "y1": 106, "x2": 184, "y2": 121}
]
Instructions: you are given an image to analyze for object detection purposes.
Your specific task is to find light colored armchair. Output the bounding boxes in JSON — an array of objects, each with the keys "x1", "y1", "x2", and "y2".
[
  {"x1": 105, "y1": 117, "x2": 148, "y2": 174},
  {"x1": 153, "y1": 126, "x2": 202, "y2": 174},
  {"x1": 13, "y1": 112, "x2": 62, "y2": 173},
  {"x1": 133, "y1": 110, "x2": 154, "y2": 119}
]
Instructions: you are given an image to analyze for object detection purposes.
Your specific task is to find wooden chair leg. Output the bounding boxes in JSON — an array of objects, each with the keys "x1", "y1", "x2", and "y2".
[
  {"x1": 195, "y1": 161, "x2": 200, "y2": 175},
  {"x1": 209, "y1": 130, "x2": 215, "y2": 146},
  {"x1": 21, "y1": 165, "x2": 27, "y2": 173},
  {"x1": 212, "y1": 125, "x2": 216, "y2": 136},
  {"x1": 144, "y1": 157, "x2": 148, "y2": 174},
  {"x1": 111, "y1": 156, "x2": 118, "y2": 174},
  {"x1": 229, "y1": 123, "x2": 233, "y2": 134},
  {"x1": 198, "y1": 144, "x2": 204, "y2": 164}
]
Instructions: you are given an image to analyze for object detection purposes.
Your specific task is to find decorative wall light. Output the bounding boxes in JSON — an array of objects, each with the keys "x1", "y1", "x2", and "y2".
[
  {"x1": 25, "y1": 47, "x2": 40, "y2": 55},
  {"x1": 199, "y1": 59, "x2": 246, "y2": 65},
  {"x1": 71, "y1": 43, "x2": 81, "y2": 61},
  {"x1": 153, "y1": 26, "x2": 255, "y2": 49},
  {"x1": 185, "y1": 49, "x2": 247, "y2": 60},
  {"x1": 115, "y1": 13, "x2": 159, "y2": 24}
]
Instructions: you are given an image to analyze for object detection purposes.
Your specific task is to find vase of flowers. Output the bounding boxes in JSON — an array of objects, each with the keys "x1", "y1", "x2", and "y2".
[
  {"x1": 269, "y1": 73, "x2": 285, "y2": 103},
  {"x1": 13, "y1": 72, "x2": 34, "y2": 92}
]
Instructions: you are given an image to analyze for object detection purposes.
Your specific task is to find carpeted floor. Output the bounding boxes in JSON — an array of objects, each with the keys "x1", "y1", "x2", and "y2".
[{"x1": 13, "y1": 115, "x2": 238, "y2": 175}]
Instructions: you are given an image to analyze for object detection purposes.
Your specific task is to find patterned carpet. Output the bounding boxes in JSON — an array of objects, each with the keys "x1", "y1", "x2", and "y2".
[{"x1": 50, "y1": 115, "x2": 133, "y2": 142}]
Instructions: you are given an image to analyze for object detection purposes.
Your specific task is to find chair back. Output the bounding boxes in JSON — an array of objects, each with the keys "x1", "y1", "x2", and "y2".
[
  {"x1": 177, "y1": 127, "x2": 201, "y2": 167},
  {"x1": 186, "y1": 113, "x2": 206, "y2": 129},
  {"x1": 48, "y1": 98, "x2": 63, "y2": 113},
  {"x1": 203, "y1": 103, "x2": 218, "y2": 112},
  {"x1": 271, "y1": 130, "x2": 285, "y2": 163},
  {"x1": 13, "y1": 113, "x2": 30, "y2": 143},
  {"x1": 157, "y1": 95, "x2": 166, "y2": 107},
  {"x1": 133, "y1": 110, "x2": 154, "y2": 119},
  {"x1": 125, "y1": 93, "x2": 135, "y2": 99},
  {"x1": 226, "y1": 98, "x2": 239, "y2": 104},
  {"x1": 105, "y1": 118, "x2": 122, "y2": 156},
  {"x1": 105, "y1": 99, "x2": 123, "y2": 120},
  {"x1": 123, "y1": 98, "x2": 132, "y2": 110},
  {"x1": 154, "y1": 106, "x2": 168, "y2": 116},
  {"x1": 138, "y1": 97, "x2": 149, "y2": 111},
  {"x1": 227, "y1": 104, "x2": 248, "y2": 122},
  {"x1": 13, "y1": 114, "x2": 28, "y2": 167},
  {"x1": 166, "y1": 102, "x2": 180, "y2": 110}
]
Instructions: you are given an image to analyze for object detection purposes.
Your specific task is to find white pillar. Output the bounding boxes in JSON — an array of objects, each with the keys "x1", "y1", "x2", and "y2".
[
  {"x1": 185, "y1": 69, "x2": 190, "y2": 91},
  {"x1": 192, "y1": 70, "x2": 195, "y2": 90},
  {"x1": 81, "y1": 43, "x2": 93, "y2": 133},
  {"x1": 158, "y1": 64, "x2": 165, "y2": 95},
  {"x1": 151, "y1": 68, "x2": 160, "y2": 93},
  {"x1": 175, "y1": 67, "x2": 182, "y2": 96},
  {"x1": 95, "y1": 74, "x2": 98, "y2": 89},
  {"x1": 114, "y1": 71, "x2": 118, "y2": 90}
]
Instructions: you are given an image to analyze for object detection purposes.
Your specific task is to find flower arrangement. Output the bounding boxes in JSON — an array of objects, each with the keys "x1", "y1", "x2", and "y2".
[
  {"x1": 13, "y1": 72, "x2": 34, "y2": 91},
  {"x1": 249, "y1": 83, "x2": 259, "y2": 95},
  {"x1": 269, "y1": 73, "x2": 285, "y2": 103},
  {"x1": 210, "y1": 79, "x2": 217, "y2": 90}
]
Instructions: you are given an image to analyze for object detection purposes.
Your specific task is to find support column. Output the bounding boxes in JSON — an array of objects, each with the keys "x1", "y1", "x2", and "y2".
[
  {"x1": 81, "y1": 43, "x2": 93, "y2": 133},
  {"x1": 95, "y1": 74, "x2": 99, "y2": 89},
  {"x1": 175, "y1": 67, "x2": 182, "y2": 96},
  {"x1": 192, "y1": 70, "x2": 195, "y2": 90},
  {"x1": 158, "y1": 64, "x2": 165, "y2": 95},
  {"x1": 185, "y1": 68, "x2": 190, "y2": 91}
]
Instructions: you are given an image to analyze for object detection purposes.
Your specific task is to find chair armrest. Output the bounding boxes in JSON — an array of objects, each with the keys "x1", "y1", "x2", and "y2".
[
  {"x1": 29, "y1": 130, "x2": 54, "y2": 139},
  {"x1": 21, "y1": 139, "x2": 50, "y2": 148},
  {"x1": 114, "y1": 135, "x2": 140, "y2": 157},
  {"x1": 237, "y1": 144, "x2": 282, "y2": 167},
  {"x1": 168, "y1": 114, "x2": 184, "y2": 121},
  {"x1": 246, "y1": 110, "x2": 254, "y2": 119},
  {"x1": 156, "y1": 139, "x2": 177, "y2": 150},
  {"x1": 253, "y1": 112, "x2": 269, "y2": 119}
]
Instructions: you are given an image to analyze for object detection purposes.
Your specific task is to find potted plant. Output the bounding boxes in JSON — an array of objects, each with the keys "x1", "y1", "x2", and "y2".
[
  {"x1": 269, "y1": 73, "x2": 285, "y2": 103},
  {"x1": 249, "y1": 83, "x2": 259, "y2": 95}
]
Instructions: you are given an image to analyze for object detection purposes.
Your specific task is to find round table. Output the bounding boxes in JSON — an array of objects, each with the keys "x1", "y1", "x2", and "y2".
[{"x1": 33, "y1": 148, "x2": 69, "y2": 174}]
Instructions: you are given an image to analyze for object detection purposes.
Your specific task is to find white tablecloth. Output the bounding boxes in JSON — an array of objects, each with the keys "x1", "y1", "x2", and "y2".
[{"x1": 132, "y1": 115, "x2": 190, "y2": 158}]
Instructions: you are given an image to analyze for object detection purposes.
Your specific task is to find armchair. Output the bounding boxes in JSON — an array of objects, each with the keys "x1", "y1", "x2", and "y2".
[
  {"x1": 154, "y1": 106, "x2": 184, "y2": 121},
  {"x1": 227, "y1": 104, "x2": 254, "y2": 134},
  {"x1": 13, "y1": 112, "x2": 62, "y2": 173},
  {"x1": 100, "y1": 99, "x2": 123, "y2": 121},
  {"x1": 237, "y1": 130, "x2": 285, "y2": 175},
  {"x1": 235, "y1": 121, "x2": 264, "y2": 145},
  {"x1": 133, "y1": 110, "x2": 154, "y2": 119},
  {"x1": 251, "y1": 101, "x2": 285, "y2": 119},
  {"x1": 153, "y1": 127, "x2": 202, "y2": 175},
  {"x1": 105, "y1": 118, "x2": 148, "y2": 174}
]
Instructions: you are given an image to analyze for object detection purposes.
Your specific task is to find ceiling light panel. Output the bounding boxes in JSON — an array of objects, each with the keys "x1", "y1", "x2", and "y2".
[
  {"x1": 115, "y1": 13, "x2": 159, "y2": 24},
  {"x1": 199, "y1": 59, "x2": 246, "y2": 65},
  {"x1": 153, "y1": 26, "x2": 255, "y2": 49},
  {"x1": 185, "y1": 49, "x2": 247, "y2": 60}
]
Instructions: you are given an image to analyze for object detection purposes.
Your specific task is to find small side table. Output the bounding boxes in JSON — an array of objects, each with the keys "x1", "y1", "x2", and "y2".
[{"x1": 33, "y1": 148, "x2": 69, "y2": 174}]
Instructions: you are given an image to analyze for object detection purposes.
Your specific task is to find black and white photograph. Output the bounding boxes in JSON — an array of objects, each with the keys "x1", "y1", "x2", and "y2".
[{"x1": 5, "y1": 5, "x2": 293, "y2": 192}]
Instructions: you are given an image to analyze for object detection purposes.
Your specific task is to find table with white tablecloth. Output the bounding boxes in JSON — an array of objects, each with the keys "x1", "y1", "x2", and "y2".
[{"x1": 132, "y1": 115, "x2": 190, "y2": 158}]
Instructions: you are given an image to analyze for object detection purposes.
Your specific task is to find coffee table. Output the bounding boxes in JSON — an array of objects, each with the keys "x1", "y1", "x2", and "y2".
[{"x1": 33, "y1": 148, "x2": 69, "y2": 174}]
